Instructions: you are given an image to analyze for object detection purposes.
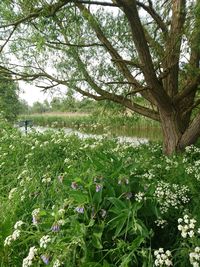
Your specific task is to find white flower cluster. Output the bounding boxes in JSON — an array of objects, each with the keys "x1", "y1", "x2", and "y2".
[
  {"x1": 155, "y1": 218, "x2": 167, "y2": 228},
  {"x1": 22, "y1": 246, "x2": 37, "y2": 267},
  {"x1": 40, "y1": 235, "x2": 51, "y2": 248},
  {"x1": 32, "y1": 208, "x2": 40, "y2": 225},
  {"x1": 154, "y1": 181, "x2": 190, "y2": 213},
  {"x1": 42, "y1": 176, "x2": 51, "y2": 184},
  {"x1": 142, "y1": 170, "x2": 155, "y2": 180},
  {"x1": 185, "y1": 160, "x2": 200, "y2": 181},
  {"x1": 14, "y1": 220, "x2": 24, "y2": 229},
  {"x1": 178, "y1": 215, "x2": 196, "y2": 238},
  {"x1": 135, "y1": 192, "x2": 146, "y2": 202},
  {"x1": 154, "y1": 248, "x2": 173, "y2": 266},
  {"x1": 53, "y1": 259, "x2": 63, "y2": 267},
  {"x1": 189, "y1": 247, "x2": 200, "y2": 267},
  {"x1": 4, "y1": 229, "x2": 21, "y2": 246},
  {"x1": 8, "y1": 187, "x2": 17, "y2": 200}
]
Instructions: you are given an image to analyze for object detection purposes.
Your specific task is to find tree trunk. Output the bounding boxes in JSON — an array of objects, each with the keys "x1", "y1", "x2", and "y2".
[{"x1": 159, "y1": 110, "x2": 183, "y2": 155}]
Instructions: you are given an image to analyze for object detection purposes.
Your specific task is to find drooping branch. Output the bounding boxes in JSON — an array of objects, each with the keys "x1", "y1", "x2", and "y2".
[
  {"x1": 0, "y1": 0, "x2": 71, "y2": 29},
  {"x1": 74, "y1": 0, "x2": 119, "y2": 7},
  {"x1": 136, "y1": 1, "x2": 168, "y2": 35},
  {"x1": 0, "y1": 26, "x2": 17, "y2": 53},
  {"x1": 76, "y1": 2, "x2": 157, "y2": 106}
]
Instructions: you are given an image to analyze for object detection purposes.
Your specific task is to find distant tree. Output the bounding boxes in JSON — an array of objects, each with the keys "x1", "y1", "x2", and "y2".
[
  {"x1": 50, "y1": 97, "x2": 62, "y2": 112},
  {"x1": 18, "y1": 99, "x2": 30, "y2": 114},
  {"x1": 0, "y1": 77, "x2": 21, "y2": 122},
  {"x1": 31, "y1": 101, "x2": 47, "y2": 113}
]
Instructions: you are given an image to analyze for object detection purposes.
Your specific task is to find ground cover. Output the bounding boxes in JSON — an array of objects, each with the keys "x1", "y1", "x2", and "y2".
[{"x1": 0, "y1": 117, "x2": 200, "y2": 266}]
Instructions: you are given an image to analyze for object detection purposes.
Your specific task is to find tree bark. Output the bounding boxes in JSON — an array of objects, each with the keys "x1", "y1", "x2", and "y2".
[{"x1": 159, "y1": 109, "x2": 183, "y2": 154}]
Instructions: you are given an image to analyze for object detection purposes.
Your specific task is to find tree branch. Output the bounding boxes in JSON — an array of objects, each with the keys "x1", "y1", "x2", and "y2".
[
  {"x1": 0, "y1": 26, "x2": 17, "y2": 53},
  {"x1": 74, "y1": 0, "x2": 119, "y2": 7},
  {"x1": 136, "y1": 1, "x2": 168, "y2": 35}
]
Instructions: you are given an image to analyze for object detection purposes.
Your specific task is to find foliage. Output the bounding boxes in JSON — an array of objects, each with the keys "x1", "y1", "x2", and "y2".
[
  {"x1": 1, "y1": 118, "x2": 200, "y2": 266},
  {"x1": 0, "y1": 77, "x2": 21, "y2": 122}
]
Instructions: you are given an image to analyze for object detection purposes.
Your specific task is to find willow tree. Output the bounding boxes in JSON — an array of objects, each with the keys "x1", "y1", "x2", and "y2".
[{"x1": 0, "y1": 0, "x2": 200, "y2": 154}]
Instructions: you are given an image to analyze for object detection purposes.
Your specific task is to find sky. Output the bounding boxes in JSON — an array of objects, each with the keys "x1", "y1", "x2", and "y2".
[{"x1": 18, "y1": 81, "x2": 67, "y2": 106}]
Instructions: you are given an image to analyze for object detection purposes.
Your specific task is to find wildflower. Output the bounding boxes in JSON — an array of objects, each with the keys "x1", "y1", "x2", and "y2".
[
  {"x1": 57, "y1": 175, "x2": 64, "y2": 183},
  {"x1": 100, "y1": 209, "x2": 107, "y2": 218},
  {"x1": 14, "y1": 220, "x2": 24, "y2": 229},
  {"x1": 155, "y1": 218, "x2": 167, "y2": 228},
  {"x1": 71, "y1": 181, "x2": 78, "y2": 190},
  {"x1": 189, "y1": 247, "x2": 200, "y2": 266},
  {"x1": 12, "y1": 229, "x2": 20, "y2": 240},
  {"x1": 53, "y1": 259, "x2": 62, "y2": 267},
  {"x1": 135, "y1": 192, "x2": 146, "y2": 202},
  {"x1": 41, "y1": 254, "x2": 50, "y2": 265},
  {"x1": 8, "y1": 187, "x2": 17, "y2": 200},
  {"x1": 178, "y1": 215, "x2": 197, "y2": 238},
  {"x1": 40, "y1": 235, "x2": 51, "y2": 248},
  {"x1": 57, "y1": 219, "x2": 65, "y2": 226},
  {"x1": 75, "y1": 206, "x2": 84, "y2": 214},
  {"x1": 32, "y1": 208, "x2": 40, "y2": 225},
  {"x1": 51, "y1": 223, "x2": 60, "y2": 232},
  {"x1": 154, "y1": 248, "x2": 172, "y2": 266},
  {"x1": 22, "y1": 246, "x2": 37, "y2": 267},
  {"x1": 95, "y1": 184, "x2": 103, "y2": 192},
  {"x1": 58, "y1": 209, "x2": 65, "y2": 216},
  {"x1": 4, "y1": 235, "x2": 13, "y2": 246}
]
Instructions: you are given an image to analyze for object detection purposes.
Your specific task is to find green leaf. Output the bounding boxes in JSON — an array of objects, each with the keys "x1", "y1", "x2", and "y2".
[{"x1": 69, "y1": 190, "x2": 89, "y2": 204}]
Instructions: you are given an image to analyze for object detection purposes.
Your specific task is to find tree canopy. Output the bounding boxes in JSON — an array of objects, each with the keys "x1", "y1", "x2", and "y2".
[
  {"x1": 0, "y1": 0, "x2": 200, "y2": 153},
  {"x1": 0, "y1": 76, "x2": 21, "y2": 122}
]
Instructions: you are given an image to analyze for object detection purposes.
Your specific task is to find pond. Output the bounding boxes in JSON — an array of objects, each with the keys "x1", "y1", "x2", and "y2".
[{"x1": 19, "y1": 124, "x2": 162, "y2": 146}]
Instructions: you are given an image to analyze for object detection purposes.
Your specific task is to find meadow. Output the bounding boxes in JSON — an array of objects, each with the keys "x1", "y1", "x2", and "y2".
[{"x1": 1, "y1": 117, "x2": 200, "y2": 266}]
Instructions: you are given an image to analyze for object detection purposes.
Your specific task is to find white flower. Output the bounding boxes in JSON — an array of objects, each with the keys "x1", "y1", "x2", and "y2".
[
  {"x1": 188, "y1": 230, "x2": 195, "y2": 238},
  {"x1": 12, "y1": 229, "x2": 21, "y2": 240},
  {"x1": 8, "y1": 187, "x2": 17, "y2": 199},
  {"x1": 4, "y1": 235, "x2": 13, "y2": 246},
  {"x1": 154, "y1": 248, "x2": 172, "y2": 266},
  {"x1": 58, "y1": 209, "x2": 65, "y2": 216},
  {"x1": 22, "y1": 246, "x2": 37, "y2": 267},
  {"x1": 53, "y1": 259, "x2": 62, "y2": 267},
  {"x1": 39, "y1": 235, "x2": 51, "y2": 248},
  {"x1": 14, "y1": 220, "x2": 24, "y2": 229},
  {"x1": 181, "y1": 231, "x2": 187, "y2": 238}
]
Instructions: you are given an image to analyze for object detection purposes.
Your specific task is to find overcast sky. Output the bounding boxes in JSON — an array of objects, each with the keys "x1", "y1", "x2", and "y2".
[{"x1": 18, "y1": 81, "x2": 67, "y2": 106}]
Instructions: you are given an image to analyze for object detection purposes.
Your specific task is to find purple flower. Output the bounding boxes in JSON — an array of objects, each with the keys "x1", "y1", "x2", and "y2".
[
  {"x1": 95, "y1": 184, "x2": 103, "y2": 192},
  {"x1": 32, "y1": 216, "x2": 39, "y2": 225},
  {"x1": 71, "y1": 182, "x2": 78, "y2": 190},
  {"x1": 75, "y1": 206, "x2": 84, "y2": 214},
  {"x1": 41, "y1": 255, "x2": 50, "y2": 264},
  {"x1": 51, "y1": 223, "x2": 60, "y2": 232}
]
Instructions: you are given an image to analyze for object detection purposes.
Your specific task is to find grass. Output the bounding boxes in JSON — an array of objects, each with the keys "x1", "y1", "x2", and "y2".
[{"x1": 1, "y1": 117, "x2": 200, "y2": 266}]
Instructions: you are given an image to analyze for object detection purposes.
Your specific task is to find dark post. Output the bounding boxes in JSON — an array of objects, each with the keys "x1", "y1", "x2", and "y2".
[{"x1": 25, "y1": 120, "x2": 28, "y2": 135}]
